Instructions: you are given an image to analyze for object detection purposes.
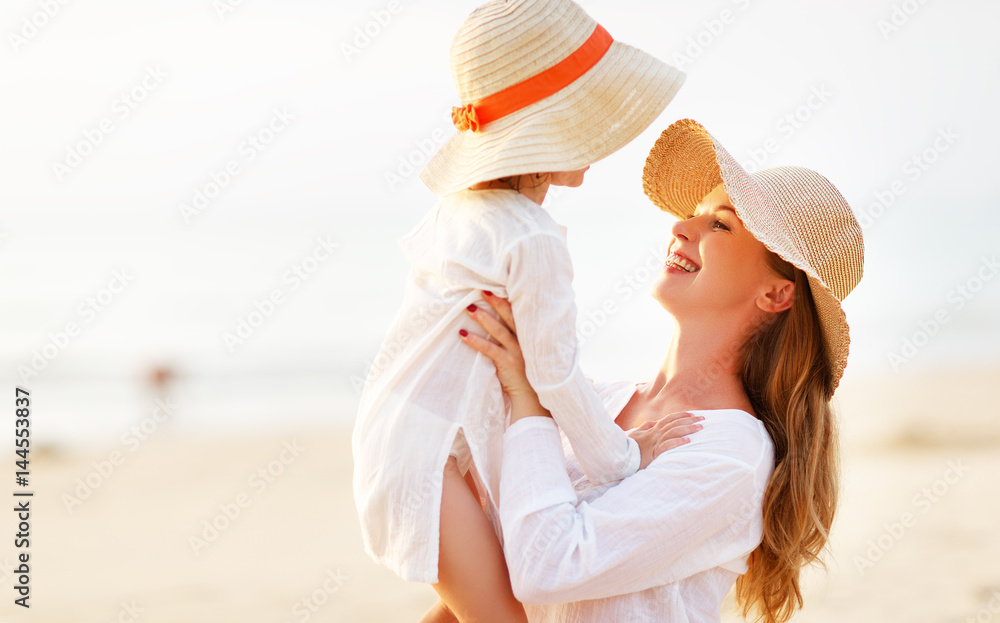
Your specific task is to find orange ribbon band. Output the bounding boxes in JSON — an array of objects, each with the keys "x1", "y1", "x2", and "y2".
[{"x1": 451, "y1": 24, "x2": 614, "y2": 133}]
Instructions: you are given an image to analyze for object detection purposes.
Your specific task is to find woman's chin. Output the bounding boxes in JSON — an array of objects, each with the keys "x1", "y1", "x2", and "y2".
[
  {"x1": 650, "y1": 284, "x2": 678, "y2": 312},
  {"x1": 651, "y1": 281, "x2": 705, "y2": 319}
]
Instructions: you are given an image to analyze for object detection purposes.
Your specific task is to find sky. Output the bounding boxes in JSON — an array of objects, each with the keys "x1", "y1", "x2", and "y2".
[{"x1": 1, "y1": 0, "x2": 998, "y2": 442}]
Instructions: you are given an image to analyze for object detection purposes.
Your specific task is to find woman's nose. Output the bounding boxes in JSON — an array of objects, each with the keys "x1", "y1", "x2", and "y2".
[{"x1": 670, "y1": 216, "x2": 694, "y2": 242}]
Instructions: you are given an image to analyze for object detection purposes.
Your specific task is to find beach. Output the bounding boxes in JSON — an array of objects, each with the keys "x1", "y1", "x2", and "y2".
[
  {"x1": 1, "y1": 366, "x2": 997, "y2": 623},
  {"x1": 2, "y1": 0, "x2": 997, "y2": 620}
]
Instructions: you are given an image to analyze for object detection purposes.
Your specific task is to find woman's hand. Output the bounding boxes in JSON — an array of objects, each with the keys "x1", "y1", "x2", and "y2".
[
  {"x1": 459, "y1": 292, "x2": 552, "y2": 423},
  {"x1": 628, "y1": 412, "x2": 704, "y2": 469}
]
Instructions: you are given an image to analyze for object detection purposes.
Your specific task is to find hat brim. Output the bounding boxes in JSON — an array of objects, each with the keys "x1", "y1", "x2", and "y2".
[
  {"x1": 421, "y1": 41, "x2": 685, "y2": 197},
  {"x1": 642, "y1": 119, "x2": 851, "y2": 395}
]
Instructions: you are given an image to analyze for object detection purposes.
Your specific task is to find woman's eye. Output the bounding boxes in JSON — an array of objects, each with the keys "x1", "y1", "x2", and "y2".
[{"x1": 712, "y1": 219, "x2": 730, "y2": 231}]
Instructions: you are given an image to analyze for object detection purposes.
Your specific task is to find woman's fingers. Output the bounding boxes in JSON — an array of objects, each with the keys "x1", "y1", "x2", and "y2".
[
  {"x1": 466, "y1": 304, "x2": 520, "y2": 354},
  {"x1": 459, "y1": 329, "x2": 508, "y2": 367},
  {"x1": 460, "y1": 321, "x2": 535, "y2": 402},
  {"x1": 482, "y1": 291, "x2": 516, "y2": 334}
]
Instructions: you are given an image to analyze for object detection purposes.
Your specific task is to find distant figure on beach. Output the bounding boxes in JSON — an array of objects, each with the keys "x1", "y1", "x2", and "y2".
[{"x1": 148, "y1": 365, "x2": 174, "y2": 402}]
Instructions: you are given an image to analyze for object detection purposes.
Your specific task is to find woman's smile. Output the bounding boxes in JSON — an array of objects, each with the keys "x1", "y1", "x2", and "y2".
[{"x1": 664, "y1": 252, "x2": 699, "y2": 274}]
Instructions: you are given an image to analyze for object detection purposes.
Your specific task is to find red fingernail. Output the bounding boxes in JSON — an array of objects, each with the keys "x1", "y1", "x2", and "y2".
[
  {"x1": 459, "y1": 329, "x2": 468, "y2": 337},
  {"x1": 483, "y1": 291, "x2": 493, "y2": 297},
  {"x1": 467, "y1": 304, "x2": 477, "y2": 312}
]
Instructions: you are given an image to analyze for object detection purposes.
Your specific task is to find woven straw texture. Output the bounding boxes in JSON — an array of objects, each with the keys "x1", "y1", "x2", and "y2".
[
  {"x1": 643, "y1": 119, "x2": 864, "y2": 394},
  {"x1": 421, "y1": 0, "x2": 684, "y2": 196}
]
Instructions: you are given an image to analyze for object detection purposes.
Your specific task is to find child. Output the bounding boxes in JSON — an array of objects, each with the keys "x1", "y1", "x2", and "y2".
[{"x1": 353, "y1": 0, "x2": 685, "y2": 619}]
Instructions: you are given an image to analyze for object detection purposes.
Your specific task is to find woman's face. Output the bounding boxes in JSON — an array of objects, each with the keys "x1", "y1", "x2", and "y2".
[{"x1": 651, "y1": 183, "x2": 793, "y2": 321}]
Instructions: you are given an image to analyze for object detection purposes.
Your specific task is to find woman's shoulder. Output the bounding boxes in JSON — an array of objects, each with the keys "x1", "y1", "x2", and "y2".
[{"x1": 677, "y1": 409, "x2": 774, "y2": 471}]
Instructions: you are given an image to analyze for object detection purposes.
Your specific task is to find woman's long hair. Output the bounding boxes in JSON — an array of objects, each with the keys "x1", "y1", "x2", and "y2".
[{"x1": 734, "y1": 251, "x2": 839, "y2": 623}]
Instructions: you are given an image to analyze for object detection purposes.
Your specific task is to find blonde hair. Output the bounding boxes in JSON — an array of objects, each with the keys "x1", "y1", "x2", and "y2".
[{"x1": 734, "y1": 251, "x2": 839, "y2": 623}]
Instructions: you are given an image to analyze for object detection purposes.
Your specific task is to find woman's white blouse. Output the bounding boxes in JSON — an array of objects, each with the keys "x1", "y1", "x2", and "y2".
[
  {"x1": 352, "y1": 189, "x2": 639, "y2": 583},
  {"x1": 500, "y1": 382, "x2": 775, "y2": 622}
]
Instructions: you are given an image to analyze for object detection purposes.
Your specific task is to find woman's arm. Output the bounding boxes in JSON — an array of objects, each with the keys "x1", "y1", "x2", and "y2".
[
  {"x1": 461, "y1": 293, "x2": 700, "y2": 466},
  {"x1": 461, "y1": 297, "x2": 771, "y2": 604},
  {"x1": 499, "y1": 417, "x2": 769, "y2": 604}
]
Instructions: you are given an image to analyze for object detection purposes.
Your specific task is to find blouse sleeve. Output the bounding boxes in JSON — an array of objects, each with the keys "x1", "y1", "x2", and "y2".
[
  {"x1": 504, "y1": 232, "x2": 640, "y2": 484},
  {"x1": 498, "y1": 416, "x2": 771, "y2": 605}
]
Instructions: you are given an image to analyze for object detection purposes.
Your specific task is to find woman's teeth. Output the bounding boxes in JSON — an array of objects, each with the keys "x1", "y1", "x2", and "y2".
[{"x1": 665, "y1": 253, "x2": 698, "y2": 273}]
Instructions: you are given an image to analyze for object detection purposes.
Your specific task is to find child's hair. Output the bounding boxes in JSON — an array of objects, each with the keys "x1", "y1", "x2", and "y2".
[
  {"x1": 735, "y1": 251, "x2": 839, "y2": 623},
  {"x1": 486, "y1": 173, "x2": 550, "y2": 193}
]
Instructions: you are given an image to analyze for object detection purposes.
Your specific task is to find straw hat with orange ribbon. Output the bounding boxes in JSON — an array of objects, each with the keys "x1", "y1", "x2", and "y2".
[
  {"x1": 643, "y1": 119, "x2": 865, "y2": 395},
  {"x1": 421, "y1": 0, "x2": 685, "y2": 197}
]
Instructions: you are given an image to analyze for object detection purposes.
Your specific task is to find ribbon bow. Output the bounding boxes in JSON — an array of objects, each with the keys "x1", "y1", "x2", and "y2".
[{"x1": 451, "y1": 104, "x2": 481, "y2": 133}]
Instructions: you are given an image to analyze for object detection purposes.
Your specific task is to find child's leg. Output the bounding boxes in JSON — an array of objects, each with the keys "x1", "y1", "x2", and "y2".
[
  {"x1": 431, "y1": 456, "x2": 527, "y2": 623},
  {"x1": 418, "y1": 599, "x2": 459, "y2": 623}
]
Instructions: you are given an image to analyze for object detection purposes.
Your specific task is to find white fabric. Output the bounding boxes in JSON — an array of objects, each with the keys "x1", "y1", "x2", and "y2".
[
  {"x1": 352, "y1": 188, "x2": 640, "y2": 583},
  {"x1": 500, "y1": 381, "x2": 775, "y2": 622}
]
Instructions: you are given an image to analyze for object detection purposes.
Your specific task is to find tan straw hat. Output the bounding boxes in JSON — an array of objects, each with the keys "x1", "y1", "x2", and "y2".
[
  {"x1": 420, "y1": 0, "x2": 685, "y2": 197},
  {"x1": 642, "y1": 119, "x2": 864, "y2": 394}
]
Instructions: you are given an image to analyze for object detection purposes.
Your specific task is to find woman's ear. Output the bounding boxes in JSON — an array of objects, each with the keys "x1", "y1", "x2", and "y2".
[{"x1": 757, "y1": 279, "x2": 795, "y2": 314}]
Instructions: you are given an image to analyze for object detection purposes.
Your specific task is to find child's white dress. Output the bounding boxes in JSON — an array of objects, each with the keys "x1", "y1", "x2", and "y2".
[{"x1": 352, "y1": 188, "x2": 640, "y2": 583}]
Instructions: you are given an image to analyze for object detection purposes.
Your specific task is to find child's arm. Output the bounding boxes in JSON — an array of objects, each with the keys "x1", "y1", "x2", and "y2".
[
  {"x1": 503, "y1": 232, "x2": 640, "y2": 484},
  {"x1": 465, "y1": 294, "x2": 700, "y2": 470}
]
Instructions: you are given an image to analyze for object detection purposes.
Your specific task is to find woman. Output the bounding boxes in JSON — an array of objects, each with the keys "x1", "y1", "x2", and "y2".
[{"x1": 455, "y1": 118, "x2": 865, "y2": 622}]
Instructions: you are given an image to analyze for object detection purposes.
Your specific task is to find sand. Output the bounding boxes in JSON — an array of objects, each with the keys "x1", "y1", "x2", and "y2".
[{"x1": 1, "y1": 367, "x2": 997, "y2": 623}]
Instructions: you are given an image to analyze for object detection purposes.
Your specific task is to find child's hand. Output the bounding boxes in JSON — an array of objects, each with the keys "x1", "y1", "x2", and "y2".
[
  {"x1": 460, "y1": 292, "x2": 549, "y2": 421},
  {"x1": 628, "y1": 412, "x2": 704, "y2": 469}
]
